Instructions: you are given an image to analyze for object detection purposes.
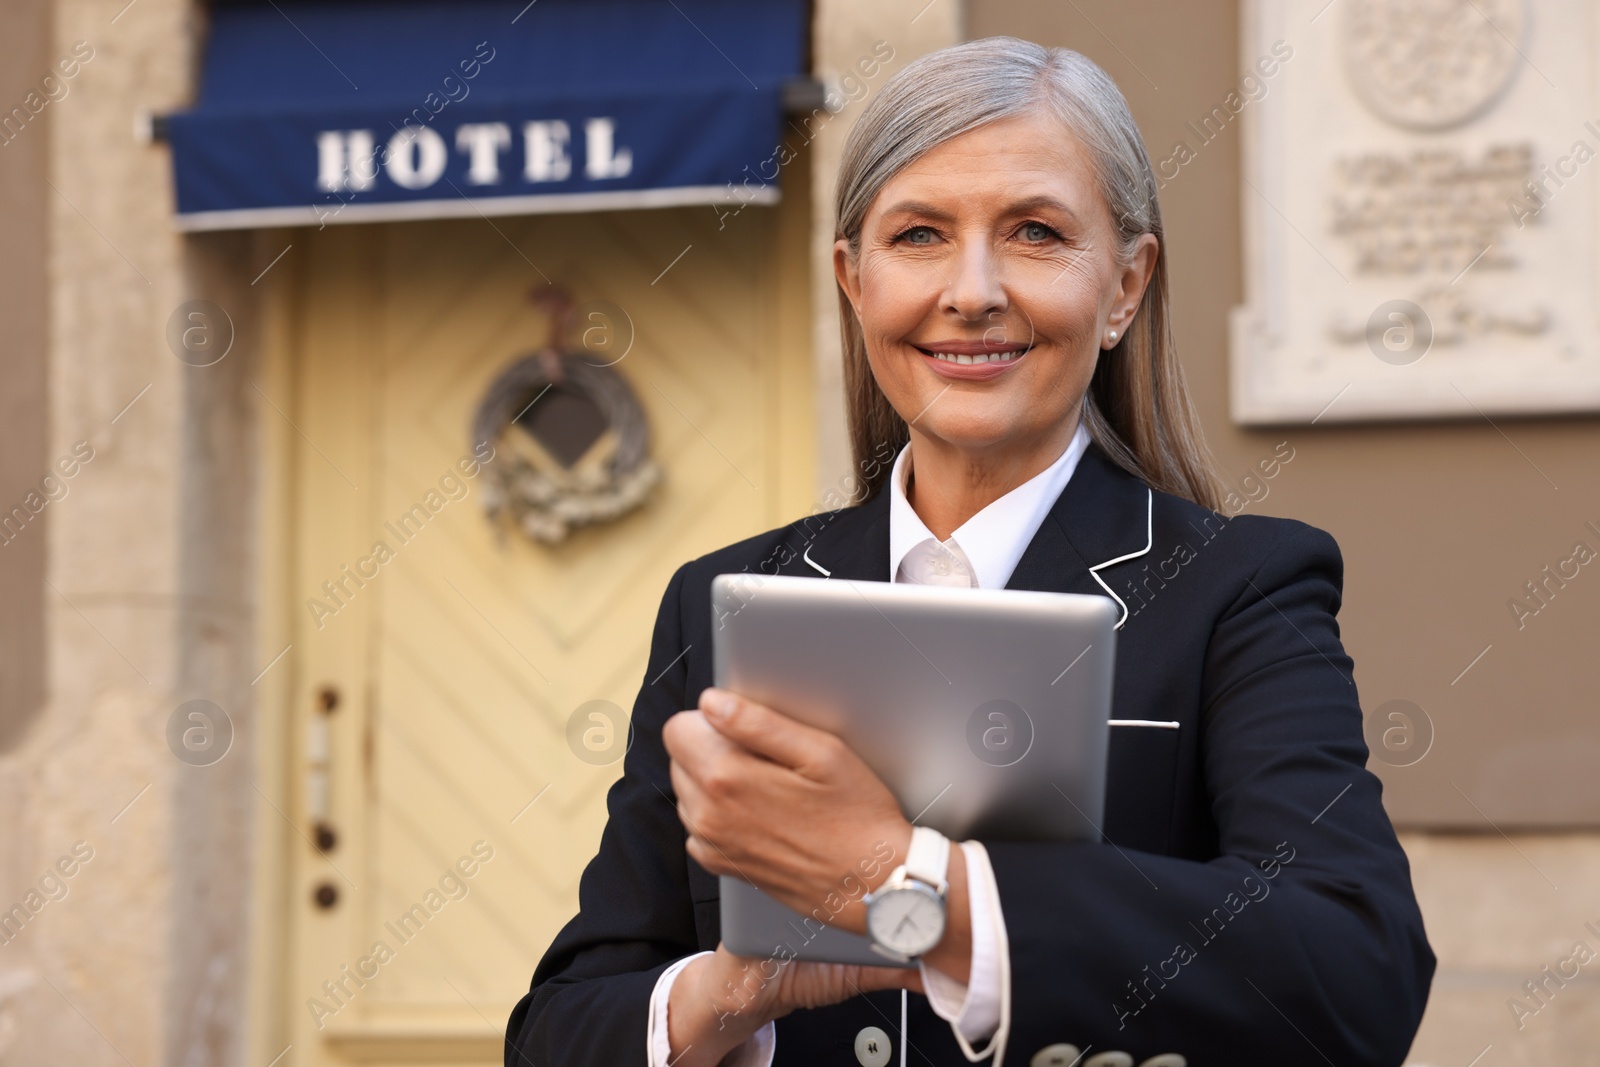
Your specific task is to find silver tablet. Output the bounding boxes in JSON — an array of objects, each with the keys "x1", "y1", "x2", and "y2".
[{"x1": 709, "y1": 572, "x2": 1116, "y2": 966}]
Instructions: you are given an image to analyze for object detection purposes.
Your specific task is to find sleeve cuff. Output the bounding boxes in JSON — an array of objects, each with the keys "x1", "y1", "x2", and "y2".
[
  {"x1": 647, "y1": 951, "x2": 776, "y2": 1067},
  {"x1": 918, "y1": 840, "x2": 1011, "y2": 1062}
]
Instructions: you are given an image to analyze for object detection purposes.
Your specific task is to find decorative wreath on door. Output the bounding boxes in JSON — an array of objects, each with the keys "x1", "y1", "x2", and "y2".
[{"x1": 472, "y1": 287, "x2": 660, "y2": 544}]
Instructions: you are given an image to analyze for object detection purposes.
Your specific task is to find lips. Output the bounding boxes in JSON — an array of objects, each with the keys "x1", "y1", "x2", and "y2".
[{"x1": 913, "y1": 342, "x2": 1031, "y2": 381}]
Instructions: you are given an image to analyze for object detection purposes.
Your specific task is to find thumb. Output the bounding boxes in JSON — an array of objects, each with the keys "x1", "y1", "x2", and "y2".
[{"x1": 698, "y1": 688, "x2": 832, "y2": 771}]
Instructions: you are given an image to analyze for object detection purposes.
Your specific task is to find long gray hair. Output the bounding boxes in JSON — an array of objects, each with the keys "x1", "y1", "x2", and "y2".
[{"x1": 835, "y1": 36, "x2": 1220, "y2": 509}]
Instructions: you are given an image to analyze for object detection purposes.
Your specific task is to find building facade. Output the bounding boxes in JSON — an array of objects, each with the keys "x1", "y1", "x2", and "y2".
[{"x1": 0, "y1": 1, "x2": 1596, "y2": 1065}]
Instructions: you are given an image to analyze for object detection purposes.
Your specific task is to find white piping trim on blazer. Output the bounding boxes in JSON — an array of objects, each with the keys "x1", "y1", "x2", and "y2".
[
  {"x1": 799, "y1": 490, "x2": 1152, "y2": 619},
  {"x1": 1087, "y1": 488, "x2": 1154, "y2": 630}
]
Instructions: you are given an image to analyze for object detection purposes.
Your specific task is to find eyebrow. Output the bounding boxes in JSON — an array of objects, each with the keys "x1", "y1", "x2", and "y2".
[
  {"x1": 1004, "y1": 195, "x2": 1081, "y2": 223},
  {"x1": 877, "y1": 199, "x2": 956, "y2": 223},
  {"x1": 876, "y1": 194, "x2": 1083, "y2": 225}
]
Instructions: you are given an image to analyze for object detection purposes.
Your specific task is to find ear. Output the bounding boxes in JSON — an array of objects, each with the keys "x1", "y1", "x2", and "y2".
[
  {"x1": 833, "y1": 237, "x2": 863, "y2": 318},
  {"x1": 1108, "y1": 232, "x2": 1160, "y2": 332}
]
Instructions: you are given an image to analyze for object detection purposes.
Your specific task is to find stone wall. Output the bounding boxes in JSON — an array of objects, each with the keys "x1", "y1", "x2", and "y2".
[
  {"x1": 0, "y1": 1, "x2": 257, "y2": 1064},
  {"x1": 1401, "y1": 833, "x2": 1600, "y2": 1066}
]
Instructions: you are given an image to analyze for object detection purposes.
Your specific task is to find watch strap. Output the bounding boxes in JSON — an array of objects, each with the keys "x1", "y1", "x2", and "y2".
[{"x1": 904, "y1": 826, "x2": 950, "y2": 893}]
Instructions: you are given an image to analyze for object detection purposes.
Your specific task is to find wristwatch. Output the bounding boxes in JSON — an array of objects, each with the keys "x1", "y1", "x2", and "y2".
[{"x1": 864, "y1": 826, "x2": 950, "y2": 961}]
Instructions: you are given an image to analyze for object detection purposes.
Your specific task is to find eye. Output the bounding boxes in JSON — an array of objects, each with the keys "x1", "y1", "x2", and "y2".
[
  {"x1": 893, "y1": 225, "x2": 938, "y2": 245},
  {"x1": 1018, "y1": 221, "x2": 1062, "y2": 243}
]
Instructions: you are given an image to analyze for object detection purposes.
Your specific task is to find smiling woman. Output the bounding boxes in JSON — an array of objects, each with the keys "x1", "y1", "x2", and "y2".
[
  {"x1": 833, "y1": 42, "x2": 1218, "y2": 524},
  {"x1": 508, "y1": 36, "x2": 1434, "y2": 1067}
]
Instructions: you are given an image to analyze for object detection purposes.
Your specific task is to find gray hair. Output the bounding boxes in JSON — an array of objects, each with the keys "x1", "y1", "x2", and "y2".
[{"x1": 834, "y1": 36, "x2": 1220, "y2": 510}]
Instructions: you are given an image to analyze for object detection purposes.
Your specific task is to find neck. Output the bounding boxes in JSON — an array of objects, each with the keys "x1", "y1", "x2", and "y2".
[{"x1": 905, "y1": 413, "x2": 1081, "y2": 540}]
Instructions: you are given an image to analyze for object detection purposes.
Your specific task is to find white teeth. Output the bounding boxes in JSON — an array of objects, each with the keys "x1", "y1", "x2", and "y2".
[{"x1": 928, "y1": 350, "x2": 1023, "y2": 364}]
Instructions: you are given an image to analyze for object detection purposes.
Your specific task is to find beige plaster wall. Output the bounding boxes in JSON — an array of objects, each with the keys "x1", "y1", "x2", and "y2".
[
  {"x1": 0, "y1": 1, "x2": 250, "y2": 1064},
  {"x1": 0, "y1": 0, "x2": 55, "y2": 1048},
  {"x1": 0, "y1": 0, "x2": 52, "y2": 756},
  {"x1": 1400, "y1": 833, "x2": 1600, "y2": 1066}
]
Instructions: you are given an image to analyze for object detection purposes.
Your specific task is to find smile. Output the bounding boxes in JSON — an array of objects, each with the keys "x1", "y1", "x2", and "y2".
[
  {"x1": 925, "y1": 349, "x2": 1025, "y2": 365},
  {"x1": 914, "y1": 343, "x2": 1032, "y2": 381}
]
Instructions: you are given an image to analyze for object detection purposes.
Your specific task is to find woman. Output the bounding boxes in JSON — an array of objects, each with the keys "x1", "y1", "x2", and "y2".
[{"x1": 507, "y1": 37, "x2": 1433, "y2": 1067}]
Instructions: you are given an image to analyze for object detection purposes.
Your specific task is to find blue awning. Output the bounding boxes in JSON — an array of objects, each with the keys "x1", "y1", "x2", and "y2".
[{"x1": 165, "y1": 0, "x2": 808, "y2": 231}]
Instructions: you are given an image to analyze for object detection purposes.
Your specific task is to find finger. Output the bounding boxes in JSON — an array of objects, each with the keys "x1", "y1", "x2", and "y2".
[
  {"x1": 663, "y1": 710, "x2": 743, "y2": 780},
  {"x1": 699, "y1": 688, "x2": 839, "y2": 772},
  {"x1": 661, "y1": 709, "x2": 709, "y2": 763},
  {"x1": 685, "y1": 828, "x2": 746, "y2": 879},
  {"x1": 668, "y1": 761, "x2": 733, "y2": 861},
  {"x1": 667, "y1": 758, "x2": 696, "y2": 816},
  {"x1": 684, "y1": 833, "x2": 722, "y2": 874}
]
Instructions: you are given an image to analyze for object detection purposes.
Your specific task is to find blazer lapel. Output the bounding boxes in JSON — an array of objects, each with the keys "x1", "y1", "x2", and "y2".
[
  {"x1": 786, "y1": 487, "x2": 891, "y2": 582},
  {"x1": 1004, "y1": 510, "x2": 1099, "y2": 597},
  {"x1": 795, "y1": 443, "x2": 1153, "y2": 622},
  {"x1": 1006, "y1": 445, "x2": 1154, "y2": 626}
]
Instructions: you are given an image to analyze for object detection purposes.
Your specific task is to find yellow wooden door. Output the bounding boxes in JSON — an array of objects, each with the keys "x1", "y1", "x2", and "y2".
[{"x1": 273, "y1": 181, "x2": 812, "y2": 1064}]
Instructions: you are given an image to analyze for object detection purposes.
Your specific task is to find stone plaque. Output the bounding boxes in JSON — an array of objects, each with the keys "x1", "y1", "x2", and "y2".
[{"x1": 1231, "y1": 0, "x2": 1600, "y2": 423}]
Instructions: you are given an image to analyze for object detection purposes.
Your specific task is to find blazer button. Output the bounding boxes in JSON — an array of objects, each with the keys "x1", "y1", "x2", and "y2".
[
  {"x1": 1029, "y1": 1044, "x2": 1081, "y2": 1067},
  {"x1": 1137, "y1": 1057, "x2": 1187, "y2": 1067},
  {"x1": 854, "y1": 1025, "x2": 892, "y2": 1067},
  {"x1": 1083, "y1": 1054, "x2": 1134, "y2": 1067}
]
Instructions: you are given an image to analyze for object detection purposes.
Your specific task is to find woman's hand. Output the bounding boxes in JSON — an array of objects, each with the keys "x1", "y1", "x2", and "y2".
[
  {"x1": 663, "y1": 687, "x2": 912, "y2": 935},
  {"x1": 666, "y1": 945, "x2": 922, "y2": 1067},
  {"x1": 661, "y1": 688, "x2": 976, "y2": 1063}
]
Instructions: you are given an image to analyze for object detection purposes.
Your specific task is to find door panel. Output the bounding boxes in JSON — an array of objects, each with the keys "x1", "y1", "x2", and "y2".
[{"x1": 282, "y1": 189, "x2": 812, "y2": 1063}]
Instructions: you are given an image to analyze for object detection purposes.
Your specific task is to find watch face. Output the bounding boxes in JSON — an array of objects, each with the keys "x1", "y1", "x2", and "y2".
[{"x1": 867, "y1": 883, "x2": 946, "y2": 957}]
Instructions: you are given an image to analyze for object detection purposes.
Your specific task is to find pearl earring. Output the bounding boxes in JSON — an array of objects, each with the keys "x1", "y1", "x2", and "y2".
[{"x1": 1106, "y1": 329, "x2": 1119, "y2": 345}]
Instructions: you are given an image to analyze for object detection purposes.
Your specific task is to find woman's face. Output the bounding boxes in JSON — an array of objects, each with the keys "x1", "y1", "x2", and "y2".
[{"x1": 834, "y1": 110, "x2": 1158, "y2": 463}]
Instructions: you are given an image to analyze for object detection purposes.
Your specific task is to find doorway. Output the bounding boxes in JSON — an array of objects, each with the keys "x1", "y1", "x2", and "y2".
[{"x1": 265, "y1": 178, "x2": 813, "y2": 1063}]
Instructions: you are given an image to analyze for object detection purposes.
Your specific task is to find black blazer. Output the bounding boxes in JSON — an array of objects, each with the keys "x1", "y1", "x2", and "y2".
[{"x1": 506, "y1": 445, "x2": 1435, "y2": 1066}]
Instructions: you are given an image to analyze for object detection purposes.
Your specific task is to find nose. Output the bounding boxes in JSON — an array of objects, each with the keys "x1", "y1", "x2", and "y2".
[{"x1": 940, "y1": 237, "x2": 1007, "y2": 324}]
